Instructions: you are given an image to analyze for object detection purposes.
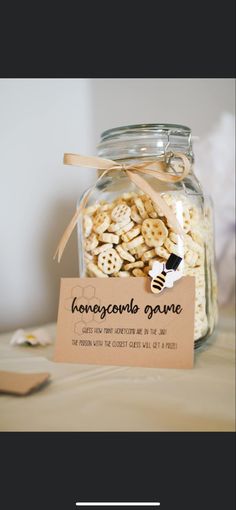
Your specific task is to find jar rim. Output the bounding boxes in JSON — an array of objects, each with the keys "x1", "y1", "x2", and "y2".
[{"x1": 100, "y1": 123, "x2": 191, "y2": 141}]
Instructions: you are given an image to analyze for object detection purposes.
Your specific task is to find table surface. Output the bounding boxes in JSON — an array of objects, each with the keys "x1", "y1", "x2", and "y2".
[{"x1": 0, "y1": 307, "x2": 235, "y2": 431}]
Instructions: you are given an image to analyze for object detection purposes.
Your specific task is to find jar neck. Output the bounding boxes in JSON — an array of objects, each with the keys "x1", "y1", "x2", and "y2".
[{"x1": 97, "y1": 123, "x2": 194, "y2": 163}]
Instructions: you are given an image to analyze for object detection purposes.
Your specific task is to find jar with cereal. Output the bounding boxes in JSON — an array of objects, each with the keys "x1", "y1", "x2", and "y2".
[{"x1": 78, "y1": 124, "x2": 218, "y2": 348}]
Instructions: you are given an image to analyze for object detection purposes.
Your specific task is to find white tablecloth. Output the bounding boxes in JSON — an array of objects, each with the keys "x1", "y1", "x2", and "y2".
[{"x1": 0, "y1": 307, "x2": 235, "y2": 431}]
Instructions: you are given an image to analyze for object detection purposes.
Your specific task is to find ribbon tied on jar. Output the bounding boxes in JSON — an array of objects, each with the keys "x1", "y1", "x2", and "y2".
[{"x1": 54, "y1": 151, "x2": 191, "y2": 262}]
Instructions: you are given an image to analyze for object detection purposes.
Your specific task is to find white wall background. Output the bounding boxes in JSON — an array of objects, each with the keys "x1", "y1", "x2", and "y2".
[
  {"x1": 90, "y1": 79, "x2": 235, "y2": 141},
  {"x1": 0, "y1": 79, "x2": 235, "y2": 332},
  {"x1": 0, "y1": 79, "x2": 94, "y2": 332}
]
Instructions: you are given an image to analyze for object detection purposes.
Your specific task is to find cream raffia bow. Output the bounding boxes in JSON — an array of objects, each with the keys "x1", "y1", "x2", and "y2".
[{"x1": 54, "y1": 152, "x2": 191, "y2": 262}]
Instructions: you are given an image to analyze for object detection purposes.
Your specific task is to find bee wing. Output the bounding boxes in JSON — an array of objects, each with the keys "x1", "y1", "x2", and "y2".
[
  {"x1": 165, "y1": 271, "x2": 182, "y2": 288},
  {"x1": 148, "y1": 261, "x2": 163, "y2": 278}
]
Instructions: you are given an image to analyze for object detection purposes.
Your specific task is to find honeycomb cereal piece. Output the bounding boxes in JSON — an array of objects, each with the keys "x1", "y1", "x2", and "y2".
[
  {"x1": 114, "y1": 271, "x2": 130, "y2": 277},
  {"x1": 184, "y1": 265, "x2": 204, "y2": 276},
  {"x1": 93, "y1": 212, "x2": 111, "y2": 234},
  {"x1": 99, "y1": 233, "x2": 119, "y2": 244},
  {"x1": 197, "y1": 298, "x2": 207, "y2": 311},
  {"x1": 116, "y1": 221, "x2": 134, "y2": 236},
  {"x1": 169, "y1": 232, "x2": 180, "y2": 244},
  {"x1": 108, "y1": 223, "x2": 121, "y2": 233},
  {"x1": 121, "y1": 192, "x2": 137, "y2": 201},
  {"x1": 149, "y1": 211, "x2": 158, "y2": 219},
  {"x1": 144, "y1": 199, "x2": 157, "y2": 218},
  {"x1": 130, "y1": 205, "x2": 142, "y2": 224},
  {"x1": 141, "y1": 249, "x2": 156, "y2": 262},
  {"x1": 185, "y1": 249, "x2": 199, "y2": 267},
  {"x1": 124, "y1": 261, "x2": 144, "y2": 271},
  {"x1": 168, "y1": 231, "x2": 185, "y2": 255},
  {"x1": 190, "y1": 230, "x2": 204, "y2": 246},
  {"x1": 98, "y1": 248, "x2": 122, "y2": 275},
  {"x1": 162, "y1": 193, "x2": 175, "y2": 208},
  {"x1": 85, "y1": 233, "x2": 99, "y2": 252},
  {"x1": 142, "y1": 219, "x2": 168, "y2": 247},
  {"x1": 108, "y1": 220, "x2": 130, "y2": 233},
  {"x1": 182, "y1": 207, "x2": 191, "y2": 233},
  {"x1": 195, "y1": 303, "x2": 207, "y2": 321},
  {"x1": 139, "y1": 194, "x2": 149, "y2": 202},
  {"x1": 129, "y1": 243, "x2": 149, "y2": 258},
  {"x1": 154, "y1": 246, "x2": 170, "y2": 259},
  {"x1": 92, "y1": 243, "x2": 113, "y2": 255},
  {"x1": 116, "y1": 244, "x2": 135, "y2": 263},
  {"x1": 196, "y1": 250, "x2": 204, "y2": 265},
  {"x1": 132, "y1": 268, "x2": 145, "y2": 277},
  {"x1": 123, "y1": 235, "x2": 144, "y2": 251},
  {"x1": 185, "y1": 234, "x2": 203, "y2": 253},
  {"x1": 83, "y1": 203, "x2": 100, "y2": 216},
  {"x1": 143, "y1": 265, "x2": 151, "y2": 274},
  {"x1": 134, "y1": 197, "x2": 148, "y2": 219},
  {"x1": 152, "y1": 200, "x2": 164, "y2": 217},
  {"x1": 87, "y1": 262, "x2": 108, "y2": 278},
  {"x1": 164, "y1": 237, "x2": 182, "y2": 256},
  {"x1": 84, "y1": 251, "x2": 94, "y2": 262},
  {"x1": 195, "y1": 286, "x2": 205, "y2": 300},
  {"x1": 121, "y1": 225, "x2": 141, "y2": 242},
  {"x1": 83, "y1": 215, "x2": 93, "y2": 238},
  {"x1": 165, "y1": 205, "x2": 185, "y2": 231},
  {"x1": 111, "y1": 203, "x2": 131, "y2": 223},
  {"x1": 189, "y1": 205, "x2": 199, "y2": 224},
  {"x1": 100, "y1": 203, "x2": 113, "y2": 212}
]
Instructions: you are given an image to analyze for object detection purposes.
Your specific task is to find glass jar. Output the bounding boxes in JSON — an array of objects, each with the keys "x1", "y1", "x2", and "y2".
[{"x1": 77, "y1": 123, "x2": 218, "y2": 348}]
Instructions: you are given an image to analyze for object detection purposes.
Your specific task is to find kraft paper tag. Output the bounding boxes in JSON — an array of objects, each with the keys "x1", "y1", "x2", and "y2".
[
  {"x1": 0, "y1": 371, "x2": 50, "y2": 395},
  {"x1": 54, "y1": 276, "x2": 195, "y2": 369}
]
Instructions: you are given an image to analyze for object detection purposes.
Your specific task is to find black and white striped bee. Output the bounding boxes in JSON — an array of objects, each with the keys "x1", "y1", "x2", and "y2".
[{"x1": 149, "y1": 253, "x2": 183, "y2": 294}]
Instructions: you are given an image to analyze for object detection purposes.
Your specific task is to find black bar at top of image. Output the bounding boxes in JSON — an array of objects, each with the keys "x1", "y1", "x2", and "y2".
[
  {"x1": 0, "y1": 432, "x2": 235, "y2": 510},
  {"x1": 0, "y1": 0, "x2": 235, "y2": 78}
]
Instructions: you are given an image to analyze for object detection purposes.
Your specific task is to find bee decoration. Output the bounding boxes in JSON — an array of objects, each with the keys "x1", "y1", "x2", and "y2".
[{"x1": 149, "y1": 253, "x2": 183, "y2": 294}]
